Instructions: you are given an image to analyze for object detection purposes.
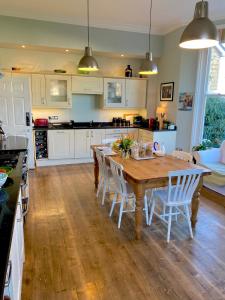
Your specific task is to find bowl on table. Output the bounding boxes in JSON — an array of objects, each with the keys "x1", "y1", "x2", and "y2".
[{"x1": 0, "y1": 173, "x2": 8, "y2": 188}]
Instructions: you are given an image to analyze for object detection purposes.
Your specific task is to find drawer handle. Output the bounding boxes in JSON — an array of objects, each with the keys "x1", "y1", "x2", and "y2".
[{"x1": 4, "y1": 260, "x2": 12, "y2": 287}]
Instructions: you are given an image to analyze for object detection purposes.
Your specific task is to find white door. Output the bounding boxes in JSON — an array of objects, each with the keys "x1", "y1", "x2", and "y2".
[
  {"x1": 74, "y1": 130, "x2": 91, "y2": 159},
  {"x1": 0, "y1": 74, "x2": 11, "y2": 132},
  {"x1": 31, "y1": 74, "x2": 46, "y2": 106},
  {"x1": 48, "y1": 130, "x2": 75, "y2": 159},
  {"x1": 72, "y1": 76, "x2": 103, "y2": 94},
  {"x1": 125, "y1": 79, "x2": 147, "y2": 108},
  {"x1": 45, "y1": 75, "x2": 72, "y2": 108},
  {"x1": 103, "y1": 78, "x2": 126, "y2": 108}
]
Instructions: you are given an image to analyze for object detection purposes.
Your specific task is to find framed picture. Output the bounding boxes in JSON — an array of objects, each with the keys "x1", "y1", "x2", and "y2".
[
  {"x1": 179, "y1": 92, "x2": 193, "y2": 111},
  {"x1": 160, "y1": 82, "x2": 174, "y2": 101}
]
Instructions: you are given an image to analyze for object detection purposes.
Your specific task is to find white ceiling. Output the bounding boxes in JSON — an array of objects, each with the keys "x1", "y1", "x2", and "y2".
[{"x1": 0, "y1": 0, "x2": 224, "y2": 35}]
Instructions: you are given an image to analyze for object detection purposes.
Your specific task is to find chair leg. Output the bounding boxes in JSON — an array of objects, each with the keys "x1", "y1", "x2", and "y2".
[
  {"x1": 96, "y1": 177, "x2": 103, "y2": 197},
  {"x1": 144, "y1": 195, "x2": 149, "y2": 225},
  {"x1": 149, "y1": 199, "x2": 155, "y2": 225},
  {"x1": 185, "y1": 205, "x2": 193, "y2": 239},
  {"x1": 109, "y1": 193, "x2": 117, "y2": 217},
  {"x1": 167, "y1": 207, "x2": 172, "y2": 243},
  {"x1": 118, "y1": 196, "x2": 125, "y2": 229},
  {"x1": 101, "y1": 180, "x2": 107, "y2": 206}
]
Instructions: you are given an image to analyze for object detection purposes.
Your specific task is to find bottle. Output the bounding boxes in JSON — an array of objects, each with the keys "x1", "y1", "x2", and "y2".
[{"x1": 125, "y1": 65, "x2": 132, "y2": 77}]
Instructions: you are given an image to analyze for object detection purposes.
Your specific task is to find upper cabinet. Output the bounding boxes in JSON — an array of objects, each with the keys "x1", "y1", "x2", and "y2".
[
  {"x1": 31, "y1": 74, "x2": 72, "y2": 108},
  {"x1": 103, "y1": 78, "x2": 126, "y2": 108},
  {"x1": 31, "y1": 74, "x2": 46, "y2": 107},
  {"x1": 72, "y1": 76, "x2": 103, "y2": 94},
  {"x1": 125, "y1": 79, "x2": 147, "y2": 108},
  {"x1": 45, "y1": 75, "x2": 72, "y2": 108}
]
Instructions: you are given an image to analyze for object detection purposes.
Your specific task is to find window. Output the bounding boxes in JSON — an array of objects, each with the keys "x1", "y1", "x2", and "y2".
[{"x1": 203, "y1": 44, "x2": 225, "y2": 146}]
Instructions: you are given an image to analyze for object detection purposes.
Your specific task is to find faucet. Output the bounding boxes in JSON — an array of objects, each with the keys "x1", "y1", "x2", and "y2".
[{"x1": 90, "y1": 120, "x2": 94, "y2": 127}]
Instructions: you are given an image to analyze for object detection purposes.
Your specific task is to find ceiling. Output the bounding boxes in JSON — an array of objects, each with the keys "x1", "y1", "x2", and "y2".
[{"x1": 0, "y1": 0, "x2": 224, "y2": 35}]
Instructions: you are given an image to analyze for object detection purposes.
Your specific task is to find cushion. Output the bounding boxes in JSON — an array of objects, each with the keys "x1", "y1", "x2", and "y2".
[
  {"x1": 220, "y1": 141, "x2": 225, "y2": 164},
  {"x1": 201, "y1": 162, "x2": 225, "y2": 186}
]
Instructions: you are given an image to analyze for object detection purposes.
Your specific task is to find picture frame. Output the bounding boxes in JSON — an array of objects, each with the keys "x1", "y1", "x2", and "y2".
[{"x1": 160, "y1": 82, "x2": 174, "y2": 102}]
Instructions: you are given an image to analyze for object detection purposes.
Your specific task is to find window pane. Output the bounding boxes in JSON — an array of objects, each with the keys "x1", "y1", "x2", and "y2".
[{"x1": 203, "y1": 95, "x2": 225, "y2": 146}]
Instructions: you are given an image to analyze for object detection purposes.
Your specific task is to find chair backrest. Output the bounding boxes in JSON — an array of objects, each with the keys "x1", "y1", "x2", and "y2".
[
  {"x1": 171, "y1": 150, "x2": 193, "y2": 162},
  {"x1": 167, "y1": 169, "x2": 203, "y2": 205},
  {"x1": 109, "y1": 158, "x2": 127, "y2": 195},
  {"x1": 96, "y1": 148, "x2": 107, "y2": 177}
]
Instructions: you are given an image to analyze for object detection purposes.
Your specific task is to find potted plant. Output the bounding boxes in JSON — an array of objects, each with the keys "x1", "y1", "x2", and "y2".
[{"x1": 113, "y1": 136, "x2": 134, "y2": 159}]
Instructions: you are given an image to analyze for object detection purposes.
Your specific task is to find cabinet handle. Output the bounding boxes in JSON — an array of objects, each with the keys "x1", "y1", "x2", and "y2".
[
  {"x1": 17, "y1": 203, "x2": 23, "y2": 222},
  {"x1": 56, "y1": 131, "x2": 65, "y2": 134},
  {"x1": 41, "y1": 97, "x2": 45, "y2": 104},
  {"x1": 4, "y1": 260, "x2": 12, "y2": 287}
]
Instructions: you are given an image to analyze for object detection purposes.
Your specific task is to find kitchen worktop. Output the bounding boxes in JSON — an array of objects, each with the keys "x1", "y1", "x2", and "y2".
[
  {"x1": 0, "y1": 136, "x2": 28, "y2": 152},
  {"x1": 33, "y1": 122, "x2": 176, "y2": 132},
  {"x1": 0, "y1": 150, "x2": 26, "y2": 300}
]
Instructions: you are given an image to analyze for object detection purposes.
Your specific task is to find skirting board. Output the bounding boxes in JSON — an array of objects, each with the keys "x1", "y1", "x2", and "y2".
[
  {"x1": 202, "y1": 186, "x2": 225, "y2": 208},
  {"x1": 36, "y1": 158, "x2": 93, "y2": 167}
]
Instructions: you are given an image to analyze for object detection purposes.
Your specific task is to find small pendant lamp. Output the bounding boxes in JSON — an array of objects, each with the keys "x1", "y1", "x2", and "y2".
[
  {"x1": 139, "y1": 0, "x2": 158, "y2": 75},
  {"x1": 179, "y1": 1, "x2": 219, "y2": 49},
  {"x1": 78, "y1": 0, "x2": 99, "y2": 72}
]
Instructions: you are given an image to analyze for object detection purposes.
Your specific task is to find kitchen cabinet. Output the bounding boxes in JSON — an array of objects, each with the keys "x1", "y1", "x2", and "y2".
[
  {"x1": 4, "y1": 190, "x2": 24, "y2": 300},
  {"x1": 48, "y1": 130, "x2": 75, "y2": 159},
  {"x1": 103, "y1": 78, "x2": 126, "y2": 108},
  {"x1": 72, "y1": 76, "x2": 103, "y2": 94},
  {"x1": 127, "y1": 128, "x2": 139, "y2": 140},
  {"x1": 125, "y1": 79, "x2": 147, "y2": 108},
  {"x1": 139, "y1": 129, "x2": 177, "y2": 154},
  {"x1": 75, "y1": 129, "x2": 105, "y2": 159},
  {"x1": 31, "y1": 74, "x2": 46, "y2": 107},
  {"x1": 45, "y1": 75, "x2": 72, "y2": 108}
]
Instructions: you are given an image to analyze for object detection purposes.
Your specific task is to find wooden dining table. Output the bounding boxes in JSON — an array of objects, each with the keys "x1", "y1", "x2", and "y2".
[{"x1": 91, "y1": 145, "x2": 211, "y2": 240}]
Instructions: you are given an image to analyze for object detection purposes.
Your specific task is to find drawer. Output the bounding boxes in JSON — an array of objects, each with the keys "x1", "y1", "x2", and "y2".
[{"x1": 105, "y1": 128, "x2": 128, "y2": 135}]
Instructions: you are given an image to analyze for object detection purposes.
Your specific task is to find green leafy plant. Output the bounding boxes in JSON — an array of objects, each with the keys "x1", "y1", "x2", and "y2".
[
  {"x1": 113, "y1": 136, "x2": 134, "y2": 152},
  {"x1": 192, "y1": 139, "x2": 213, "y2": 151}
]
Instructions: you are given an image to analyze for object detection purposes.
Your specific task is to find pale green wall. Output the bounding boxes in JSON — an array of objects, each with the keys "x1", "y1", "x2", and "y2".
[{"x1": 0, "y1": 15, "x2": 163, "y2": 57}]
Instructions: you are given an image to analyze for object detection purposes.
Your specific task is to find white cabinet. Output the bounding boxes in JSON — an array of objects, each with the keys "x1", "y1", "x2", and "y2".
[
  {"x1": 139, "y1": 129, "x2": 177, "y2": 154},
  {"x1": 4, "y1": 190, "x2": 24, "y2": 300},
  {"x1": 72, "y1": 76, "x2": 103, "y2": 94},
  {"x1": 48, "y1": 130, "x2": 75, "y2": 159},
  {"x1": 127, "y1": 128, "x2": 139, "y2": 140},
  {"x1": 45, "y1": 75, "x2": 72, "y2": 108},
  {"x1": 125, "y1": 79, "x2": 147, "y2": 108},
  {"x1": 75, "y1": 129, "x2": 105, "y2": 159},
  {"x1": 31, "y1": 74, "x2": 46, "y2": 106},
  {"x1": 103, "y1": 78, "x2": 126, "y2": 108}
]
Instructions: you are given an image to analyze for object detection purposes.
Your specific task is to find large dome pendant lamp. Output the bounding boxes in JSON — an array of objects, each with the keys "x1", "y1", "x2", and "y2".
[
  {"x1": 139, "y1": 0, "x2": 158, "y2": 75},
  {"x1": 179, "y1": 0, "x2": 219, "y2": 49},
  {"x1": 78, "y1": 0, "x2": 99, "y2": 72}
]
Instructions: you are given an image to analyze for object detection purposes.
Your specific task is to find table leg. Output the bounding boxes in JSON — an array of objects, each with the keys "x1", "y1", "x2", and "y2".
[
  {"x1": 93, "y1": 151, "x2": 99, "y2": 190},
  {"x1": 133, "y1": 183, "x2": 144, "y2": 240},
  {"x1": 191, "y1": 176, "x2": 203, "y2": 228}
]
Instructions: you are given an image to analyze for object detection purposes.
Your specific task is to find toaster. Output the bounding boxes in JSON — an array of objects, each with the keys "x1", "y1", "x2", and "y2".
[{"x1": 34, "y1": 118, "x2": 48, "y2": 127}]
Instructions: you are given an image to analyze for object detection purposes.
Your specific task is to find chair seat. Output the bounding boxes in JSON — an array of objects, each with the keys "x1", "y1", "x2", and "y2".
[{"x1": 153, "y1": 187, "x2": 190, "y2": 207}]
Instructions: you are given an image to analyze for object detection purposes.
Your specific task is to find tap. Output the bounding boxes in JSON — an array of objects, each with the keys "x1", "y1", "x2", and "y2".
[{"x1": 90, "y1": 120, "x2": 94, "y2": 127}]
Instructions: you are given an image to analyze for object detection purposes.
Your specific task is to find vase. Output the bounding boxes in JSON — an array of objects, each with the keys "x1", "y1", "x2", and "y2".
[{"x1": 121, "y1": 150, "x2": 130, "y2": 159}]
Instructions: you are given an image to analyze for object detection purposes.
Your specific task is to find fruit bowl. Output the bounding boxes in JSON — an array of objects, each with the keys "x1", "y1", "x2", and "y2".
[{"x1": 0, "y1": 173, "x2": 8, "y2": 188}]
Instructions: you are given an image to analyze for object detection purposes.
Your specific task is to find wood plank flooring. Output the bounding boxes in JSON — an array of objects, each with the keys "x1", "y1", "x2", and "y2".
[{"x1": 22, "y1": 164, "x2": 225, "y2": 300}]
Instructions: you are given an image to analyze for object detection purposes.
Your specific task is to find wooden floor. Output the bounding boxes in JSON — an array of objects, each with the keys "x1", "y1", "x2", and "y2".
[{"x1": 22, "y1": 164, "x2": 225, "y2": 300}]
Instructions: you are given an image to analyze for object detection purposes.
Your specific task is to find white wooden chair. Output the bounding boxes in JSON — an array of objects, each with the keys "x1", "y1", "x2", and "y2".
[
  {"x1": 148, "y1": 169, "x2": 202, "y2": 243},
  {"x1": 109, "y1": 158, "x2": 136, "y2": 228},
  {"x1": 96, "y1": 148, "x2": 112, "y2": 206},
  {"x1": 171, "y1": 150, "x2": 193, "y2": 162}
]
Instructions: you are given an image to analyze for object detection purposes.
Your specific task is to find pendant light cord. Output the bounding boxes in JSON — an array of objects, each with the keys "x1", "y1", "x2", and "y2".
[
  {"x1": 87, "y1": 0, "x2": 90, "y2": 47},
  {"x1": 149, "y1": 0, "x2": 153, "y2": 54}
]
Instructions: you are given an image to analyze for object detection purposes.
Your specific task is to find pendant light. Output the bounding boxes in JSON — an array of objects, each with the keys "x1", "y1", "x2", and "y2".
[
  {"x1": 78, "y1": 0, "x2": 99, "y2": 72},
  {"x1": 139, "y1": 0, "x2": 158, "y2": 75},
  {"x1": 179, "y1": 1, "x2": 219, "y2": 49}
]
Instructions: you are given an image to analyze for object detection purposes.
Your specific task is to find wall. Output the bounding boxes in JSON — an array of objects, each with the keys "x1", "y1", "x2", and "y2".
[
  {"x1": 0, "y1": 15, "x2": 163, "y2": 57},
  {"x1": 0, "y1": 47, "x2": 154, "y2": 122}
]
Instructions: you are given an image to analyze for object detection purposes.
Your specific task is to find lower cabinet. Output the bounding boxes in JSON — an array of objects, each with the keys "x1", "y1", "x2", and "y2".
[
  {"x1": 75, "y1": 129, "x2": 105, "y2": 159},
  {"x1": 48, "y1": 130, "x2": 75, "y2": 159},
  {"x1": 4, "y1": 190, "x2": 24, "y2": 300}
]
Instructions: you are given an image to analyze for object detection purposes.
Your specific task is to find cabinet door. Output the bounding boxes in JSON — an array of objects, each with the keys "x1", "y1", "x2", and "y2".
[
  {"x1": 125, "y1": 79, "x2": 147, "y2": 108},
  {"x1": 127, "y1": 128, "x2": 139, "y2": 141},
  {"x1": 48, "y1": 130, "x2": 75, "y2": 159},
  {"x1": 103, "y1": 78, "x2": 126, "y2": 108},
  {"x1": 74, "y1": 130, "x2": 91, "y2": 159},
  {"x1": 45, "y1": 75, "x2": 72, "y2": 108},
  {"x1": 90, "y1": 129, "x2": 105, "y2": 145},
  {"x1": 138, "y1": 129, "x2": 153, "y2": 143},
  {"x1": 31, "y1": 74, "x2": 46, "y2": 106},
  {"x1": 72, "y1": 76, "x2": 103, "y2": 94}
]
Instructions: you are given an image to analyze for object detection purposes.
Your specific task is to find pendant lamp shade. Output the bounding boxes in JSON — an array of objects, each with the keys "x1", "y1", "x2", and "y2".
[
  {"x1": 179, "y1": 1, "x2": 219, "y2": 49},
  {"x1": 78, "y1": 0, "x2": 99, "y2": 72},
  {"x1": 139, "y1": 0, "x2": 158, "y2": 75},
  {"x1": 139, "y1": 52, "x2": 158, "y2": 75}
]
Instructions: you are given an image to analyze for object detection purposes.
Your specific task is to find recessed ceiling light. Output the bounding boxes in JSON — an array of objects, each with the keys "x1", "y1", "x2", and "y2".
[
  {"x1": 65, "y1": 49, "x2": 69, "y2": 52},
  {"x1": 121, "y1": 54, "x2": 124, "y2": 57},
  {"x1": 21, "y1": 45, "x2": 26, "y2": 48}
]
